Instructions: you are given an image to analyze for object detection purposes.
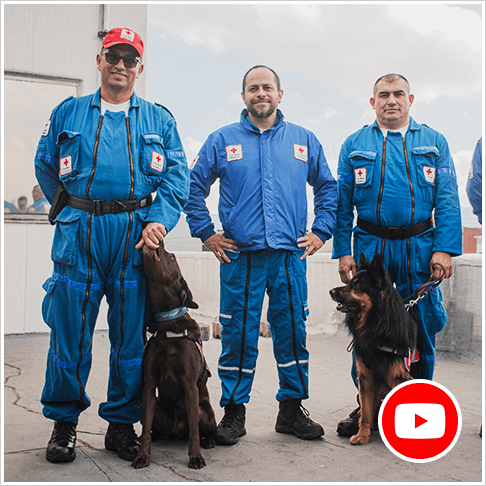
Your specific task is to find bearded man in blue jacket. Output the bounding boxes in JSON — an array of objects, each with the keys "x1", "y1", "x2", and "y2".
[
  {"x1": 332, "y1": 74, "x2": 462, "y2": 437},
  {"x1": 185, "y1": 65, "x2": 337, "y2": 445},
  {"x1": 35, "y1": 28, "x2": 189, "y2": 463}
]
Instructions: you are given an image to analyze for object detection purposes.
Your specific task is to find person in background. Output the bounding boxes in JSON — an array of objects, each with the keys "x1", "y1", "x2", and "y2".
[
  {"x1": 466, "y1": 137, "x2": 482, "y2": 225},
  {"x1": 466, "y1": 136, "x2": 482, "y2": 439},
  {"x1": 28, "y1": 185, "x2": 50, "y2": 213},
  {"x1": 332, "y1": 73, "x2": 462, "y2": 438},
  {"x1": 185, "y1": 65, "x2": 337, "y2": 445},
  {"x1": 34, "y1": 27, "x2": 188, "y2": 464},
  {"x1": 18, "y1": 196, "x2": 28, "y2": 212}
]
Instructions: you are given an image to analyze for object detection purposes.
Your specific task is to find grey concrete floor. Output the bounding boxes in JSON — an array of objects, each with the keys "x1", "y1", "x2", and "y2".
[{"x1": 3, "y1": 328, "x2": 484, "y2": 483}]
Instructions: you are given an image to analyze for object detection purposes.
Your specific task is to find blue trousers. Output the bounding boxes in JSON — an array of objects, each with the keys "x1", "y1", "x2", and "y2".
[
  {"x1": 218, "y1": 250, "x2": 310, "y2": 407},
  {"x1": 40, "y1": 209, "x2": 150, "y2": 424},
  {"x1": 350, "y1": 227, "x2": 447, "y2": 389}
]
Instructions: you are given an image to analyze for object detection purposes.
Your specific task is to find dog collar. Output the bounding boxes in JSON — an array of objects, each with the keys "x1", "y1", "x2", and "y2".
[{"x1": 155, "y1": 307, "x2": 188, "y2": 322}]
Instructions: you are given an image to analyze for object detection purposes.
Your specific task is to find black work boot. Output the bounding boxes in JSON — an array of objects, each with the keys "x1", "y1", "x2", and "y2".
[
  {"x1": 214, "y1": 404, "x2": 246, "y2": 445},
  {"x1": 336, "y1": 406, "x2": 360, "y2": 437},
  {"x1": 275, "y1": 399, "x2": 324, "y2": 440},
  {"x1": 46, "y1": 421, "x2": 77, "y2": 463},
  {"x1": 105, "y1": 422, "x2": 141, "y2": 461}
]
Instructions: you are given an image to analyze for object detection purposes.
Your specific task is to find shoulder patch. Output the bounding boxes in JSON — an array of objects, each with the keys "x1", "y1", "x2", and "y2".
[{"x1": 41, "y1": 120, "x2": 51, "y2": 137}]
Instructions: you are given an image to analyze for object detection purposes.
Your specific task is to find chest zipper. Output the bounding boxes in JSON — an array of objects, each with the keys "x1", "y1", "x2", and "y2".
[{"x1": 376, "y1": 137, "x2": 386, "y2": 226}]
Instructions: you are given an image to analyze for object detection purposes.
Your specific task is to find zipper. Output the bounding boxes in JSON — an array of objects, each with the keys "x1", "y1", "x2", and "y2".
[
  {"x1": 376, "y1": 137, "x2": 386, "y2": 226},
  {"x1": 86, "y1": 115, "x2": 104, "y2": 199},
  {"x1": 115, "y1": 117, "x2": 136, "y2": 379},
  {"x1": 402, "y1": 137, "x2": 415, "y2": 225}
]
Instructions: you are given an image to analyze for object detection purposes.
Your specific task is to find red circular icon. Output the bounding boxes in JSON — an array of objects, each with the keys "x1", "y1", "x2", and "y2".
[{"x1": 378, "y1": 380, "x2": 462, "y2": 463}]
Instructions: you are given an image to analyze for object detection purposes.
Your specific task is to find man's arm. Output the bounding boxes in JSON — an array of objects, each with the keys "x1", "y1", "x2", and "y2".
[
  {"x1": 466, "y1": 137, "x2": 482, "y2": 225},
  {"x1": 432, "y1": 134, "x2": 463, "y2": 259},
  {"x1": 305, "y1": 135, "x2": 337, "y2": 260}
]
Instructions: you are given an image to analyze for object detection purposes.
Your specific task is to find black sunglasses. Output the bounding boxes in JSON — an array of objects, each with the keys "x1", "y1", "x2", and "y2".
[{"x1": 102, "y1": 52, "x2": 141, "y2": 69}]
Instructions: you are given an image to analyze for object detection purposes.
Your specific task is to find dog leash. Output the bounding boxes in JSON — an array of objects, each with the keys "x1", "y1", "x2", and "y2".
[{"x1": 403, "y1": 262, "x2": 446, "y2": 311}]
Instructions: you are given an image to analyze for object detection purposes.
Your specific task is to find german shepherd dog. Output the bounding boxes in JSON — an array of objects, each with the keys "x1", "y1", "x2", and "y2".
[
  {"x1": 329, "y1": 253, "x2": 417, "y2": 445},
  {"x1": 132, "y1": 241, "x2": 217, "y2": 469}
]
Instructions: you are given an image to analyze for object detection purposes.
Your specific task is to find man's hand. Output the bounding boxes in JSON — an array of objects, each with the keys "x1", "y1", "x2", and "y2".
[
  {"x1": 204, "y1": 233, "x2": 237, "y2": 263},
  {"x1": 338, "y1": 255, "x2": 357, "y2": 284},
  {"x1": 430, "y1": 251, "x2": 453, "y2": 279},
  {"x1": 135, "y1": 222, "x2": 167, "y2": 250},
  {"x1": 297, "y1": 232, "x2": 324, "y2": 260}
]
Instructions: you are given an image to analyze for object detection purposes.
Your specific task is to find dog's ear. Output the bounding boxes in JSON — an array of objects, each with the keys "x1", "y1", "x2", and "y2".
[
  {"x1": 358, "y1": 252, "x2": 369, "y2": 269},
  {"x1": 370, "y1": 254, "x2": 389, "y2": 289},
  {"x1": 180, "y1": 277, "x2": 199, "y2": 309}
]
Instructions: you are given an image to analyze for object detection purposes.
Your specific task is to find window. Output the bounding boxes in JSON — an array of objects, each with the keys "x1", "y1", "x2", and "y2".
[{"x1": 3, "y1": 77, "x2": 78, "y2": 220}]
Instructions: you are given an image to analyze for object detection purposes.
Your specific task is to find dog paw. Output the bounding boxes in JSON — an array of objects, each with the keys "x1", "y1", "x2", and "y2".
[
  {"x1": 349, "y1": 434, "x2": 370, "y2": 446},
  {"x1": 200, "y1": 436, "x2": 216, "y2": 449},
  {"x1": 188, "y1": 455, "x2": 206, "y2": 469},
  {"x1": 132, "y1": 454, "x2": 150, "y2": 469}
]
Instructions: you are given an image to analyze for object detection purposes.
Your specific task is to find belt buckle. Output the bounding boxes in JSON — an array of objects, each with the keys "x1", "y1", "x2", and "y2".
[{"x1": 93, "y1": 200, "x2": 103, "y2": 216}]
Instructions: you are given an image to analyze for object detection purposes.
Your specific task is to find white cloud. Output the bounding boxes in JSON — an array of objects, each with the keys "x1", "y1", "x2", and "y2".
[
  {"x1": 150, "y1": 4, "x2": 482, "y2": 103},
  {"x1": 452, "y1": 149, "x2": 475, "y2": 207}
]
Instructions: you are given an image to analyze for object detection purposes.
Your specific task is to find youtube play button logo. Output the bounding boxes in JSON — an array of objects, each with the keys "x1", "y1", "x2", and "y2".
[
  {"x1": 395, "y1": 403, "x2": 446, "y2": 439},
  {"x1": 379, "y1": 380, "x2": 462, "y2": 463}
]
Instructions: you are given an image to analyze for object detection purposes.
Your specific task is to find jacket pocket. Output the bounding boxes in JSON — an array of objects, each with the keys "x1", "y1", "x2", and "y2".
[
  {"x1": 349, "y1": 150, "x2": 377, "y2": 204},
  {"x1": 140, "y1": 134, "x2": 167, "y2": 177},
  {"x1": 51, "y1": 210, "x2": 82, "y2": 266},
  {"x1": 42, "y1": 277, "x2": 57, "y2": 329},
  {"x1": 412, "y1": 146, "x2": 439, "y2": 203},
  {"x1": 57, "y1": 131, "x2": 81, "y2": 182}
]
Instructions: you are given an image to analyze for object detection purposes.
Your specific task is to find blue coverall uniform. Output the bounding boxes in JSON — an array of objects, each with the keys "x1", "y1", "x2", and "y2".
[
  {"x1": 332, "y1": 117, "x2": 462, "y2": 383},
  {"x1": 466, "y1": 137, "x2": 482, "y2": 225},
  {"x1": 35, "y1": 89, "x2": 189, "y2": 424},
  {"x1": 185, "y1": 109, "x2": 337, "y2": 406}
]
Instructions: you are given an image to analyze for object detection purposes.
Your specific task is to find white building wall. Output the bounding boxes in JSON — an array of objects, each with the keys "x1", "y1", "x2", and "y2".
[
  {"x1": 3, "y1": 221, "x2": 482, "y2": 359},
  {"x1": 3, "y1": 3, "x2": 147, "y2": 97}
]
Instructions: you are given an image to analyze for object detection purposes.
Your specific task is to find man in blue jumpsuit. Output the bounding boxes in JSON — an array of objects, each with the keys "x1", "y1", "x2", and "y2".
[
  {"x1": 185, "y1": 66, "x2": 337, "y2": 445},
  {"x1": 332, "y1": 74, "x2": 462, "y2": 437},
  {"x1": 466, "y1": 137, "x2": 482, "y2": 225},
  {"x1": 35, "y1": 28, "x2": 189, "y2": 463}
]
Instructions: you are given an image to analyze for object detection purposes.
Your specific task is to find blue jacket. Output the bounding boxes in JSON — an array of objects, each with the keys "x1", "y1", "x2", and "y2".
[
  {"x1": 466, "y1": 137, "x2": 482, "y2": 224},
  {"x1": 333, "y1": 117, "x2": 462, "y2": 257},
  {"x1": 185, "y1": 109, "x2": 337, "y2": 251},
  {"x1": 35, "y1": 88, "x2": 189, "y2": 233}
]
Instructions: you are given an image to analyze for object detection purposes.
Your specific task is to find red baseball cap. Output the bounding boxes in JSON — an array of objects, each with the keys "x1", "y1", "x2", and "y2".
[{"x1": 102, "y1": 27, "x2": 144, "y2": 58}]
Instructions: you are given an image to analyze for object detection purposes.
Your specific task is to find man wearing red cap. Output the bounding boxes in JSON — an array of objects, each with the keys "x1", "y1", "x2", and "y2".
[{"x1": 35, "y1": 27, "x2": 189, "y2": 463}]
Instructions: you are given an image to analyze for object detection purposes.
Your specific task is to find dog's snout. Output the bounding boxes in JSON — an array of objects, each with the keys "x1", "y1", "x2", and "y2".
[{"x1": 329, "y1": 288, "x2": 337, "y2": 298}]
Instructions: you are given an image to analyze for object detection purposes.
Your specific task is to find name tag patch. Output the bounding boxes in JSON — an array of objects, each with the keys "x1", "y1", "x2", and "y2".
[
  {"x1": 355, "y1": 168, "x2": 367, "y2": 184},
  {"x1": 151, "y1": 151, "x2": 165, "y2": 172},
  {"x1": 226, "y1": 144, "x2": 243, "y2": 162},
  {"x1": 423, "y1": 166, "x2": 435, "y2": 183},
  {"x1": 42, "y1": 120, "x2": 51, "y2": 137},
  {"x1": 60, "y1": 155, "x2": 72, "y2": 176},
  {"x1": 294, "y1": 144, "x2": 308, "y2": 162}
]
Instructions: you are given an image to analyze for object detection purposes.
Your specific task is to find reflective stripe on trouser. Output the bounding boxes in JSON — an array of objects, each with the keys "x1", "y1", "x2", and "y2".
[
  {"x1": 218, "y1": 249, "x2": 309, "y2": 407},
  {"x1": 350, "y1": 227, "x2": 447, "y2": 386},
  {"x1": 40, "y1": 211, "x2": 149, "y2": 424}
]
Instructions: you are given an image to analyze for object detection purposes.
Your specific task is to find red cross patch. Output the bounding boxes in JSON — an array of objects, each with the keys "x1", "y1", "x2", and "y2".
[
  {"x1": 226, "y1": 144, "x2": 243, "y2": 162},
  {"x1": 60, "y1": 155, "x2": 72, "y2": 176},
  {"x1": 423, "y1": 166, "x2": 435, "y2": 184},
  {"x1": 42, "y1": 120, "x2": 51, "y2": 137},
  {"x1": 294, "y1": 144, "x2": 308, "y2": 162},
  {"x1": 151, "y1": 151, "x2": 165, "y2": 172},
  {"x1": 355, "y1": 167, "x2": 367, "y2": 184},
  {"x1": 189, "y1": 155, "x2": 199, "y2": 170}
]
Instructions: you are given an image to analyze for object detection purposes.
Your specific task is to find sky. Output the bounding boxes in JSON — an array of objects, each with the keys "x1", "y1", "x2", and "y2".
[{"x1": 144, "y1": 2, "x2": 484, "y2": 223}]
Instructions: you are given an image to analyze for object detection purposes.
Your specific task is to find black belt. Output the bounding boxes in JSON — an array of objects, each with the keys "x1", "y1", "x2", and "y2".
[
  {"x1": 357, "y1": 216, "x2": 433, "y2": 240},
  {"x1": 67, "y1": 194, "x2": 153, "y2": 216}
]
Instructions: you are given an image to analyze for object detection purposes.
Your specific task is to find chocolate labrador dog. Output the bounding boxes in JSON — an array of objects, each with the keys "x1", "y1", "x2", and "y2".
[{"x1": 132, "y1": 241, "x2": 217, "y2": 470}]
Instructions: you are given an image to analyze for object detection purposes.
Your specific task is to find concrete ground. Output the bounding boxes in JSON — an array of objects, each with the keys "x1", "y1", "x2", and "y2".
[{"x1": 3, "y1": 326, "x2": 484, "y2": 484}]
